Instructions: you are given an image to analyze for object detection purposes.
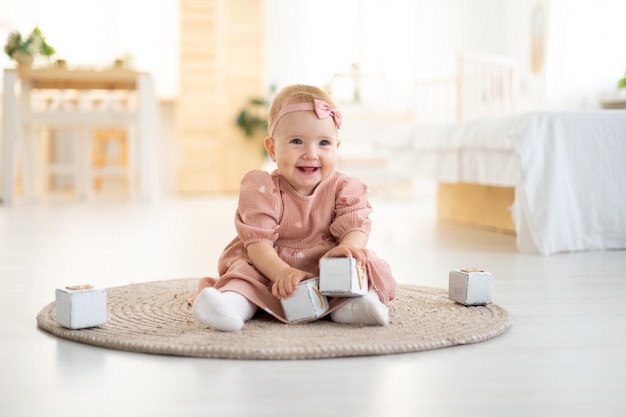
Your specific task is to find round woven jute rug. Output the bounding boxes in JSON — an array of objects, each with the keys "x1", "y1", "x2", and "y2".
[{"x1": 36, "y1": 278, "x2": 512, "y2": 360}]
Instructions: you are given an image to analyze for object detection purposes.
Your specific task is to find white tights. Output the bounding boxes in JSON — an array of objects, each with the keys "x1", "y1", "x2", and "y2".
[
  {"x1": 330, "y1": 291, "x2": 389, "y2": 326},
  {"x1": 192, "y1": 288, "x2": 257, "y2": 332},
  {"x1": 192, "y1": 287, "x2": 388, "y2": 332}
]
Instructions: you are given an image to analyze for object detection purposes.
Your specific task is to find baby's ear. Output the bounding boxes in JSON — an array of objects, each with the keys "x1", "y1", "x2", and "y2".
[
  {"x1": 337, "y1": 140, "x2": 341, "y2": 149},
  {"x1": 264, "y1": 136, "x2": 276, "y2": 161}
]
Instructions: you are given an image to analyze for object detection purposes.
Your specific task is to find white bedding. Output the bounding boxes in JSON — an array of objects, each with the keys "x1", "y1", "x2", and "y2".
[
  {"x1": 384, "y1": 114, "x2": 533, "y2": 187},
  {"x1": 342, "y1": 110, "x2": 626, "y2": 255},
  {"x1": 340, "y1": 113, "x2": 532, "y2": 186}
]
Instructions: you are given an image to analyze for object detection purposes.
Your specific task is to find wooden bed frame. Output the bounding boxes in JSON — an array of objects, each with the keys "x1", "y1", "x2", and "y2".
[
  {"x1": 420, "y1": 54, "x2": 518, "y2": 234},
  {"x1": 437, "y1": 182, "x2": 515, "y2": 234}
]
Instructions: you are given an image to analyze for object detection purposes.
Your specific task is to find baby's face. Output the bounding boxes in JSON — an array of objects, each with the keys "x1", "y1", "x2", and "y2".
[{"x1": 265, "y1": 110, "x2": 340, "y2": 196}]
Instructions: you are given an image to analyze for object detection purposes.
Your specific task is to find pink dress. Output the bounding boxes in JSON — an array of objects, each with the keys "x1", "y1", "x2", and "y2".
[{"x1": 189, "y1": 169, "x2": 396, "y2": 323}]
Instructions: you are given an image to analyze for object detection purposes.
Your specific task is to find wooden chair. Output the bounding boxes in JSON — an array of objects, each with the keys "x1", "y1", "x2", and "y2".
[{"x1": 90, "y1": 128, "x2": 130, "y2": 195}]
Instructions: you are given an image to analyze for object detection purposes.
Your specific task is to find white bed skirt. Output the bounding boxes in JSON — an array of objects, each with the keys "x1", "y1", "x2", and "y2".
[{"x1": 510, "y1": 111, "x2": 626, "y2": 255}]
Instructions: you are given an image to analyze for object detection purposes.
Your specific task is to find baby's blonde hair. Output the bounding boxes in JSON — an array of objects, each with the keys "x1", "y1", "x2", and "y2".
[{"x1": 267, "y1": 84, "x2": 338, "y2": 135}]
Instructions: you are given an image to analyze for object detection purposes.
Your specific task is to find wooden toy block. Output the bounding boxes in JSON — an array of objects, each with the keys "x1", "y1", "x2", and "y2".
[
  {"x1": 280, "y1": 278, "x2": 329, "y2": 323},
  {"x1": 319, "y1": 257, "x2": 368, "y2": 297},
  {"x1": 55, "y1": 285, "x2": 107, "y2": 329},
  {"x1": 448, "y1": 268, "x2": 493, "y2": 306}
]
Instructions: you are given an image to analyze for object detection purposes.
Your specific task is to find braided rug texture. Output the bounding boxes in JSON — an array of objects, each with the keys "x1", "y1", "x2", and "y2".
[{"x1": 37, "y1": 278, "x2": 512, "y2": 360}]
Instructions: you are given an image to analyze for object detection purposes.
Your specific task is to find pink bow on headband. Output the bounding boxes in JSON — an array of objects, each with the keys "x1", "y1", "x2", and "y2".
[
  {"x1": 268, "y1": 99, "x2": 342, "y2": 136},
  {"x1": 312, "y1": 99, "x2": 343, "y2": 130}
]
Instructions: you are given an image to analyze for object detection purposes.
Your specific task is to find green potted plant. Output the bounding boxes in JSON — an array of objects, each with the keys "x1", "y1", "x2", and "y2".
[
  {"x1": 4, "y1": 26, "x2": 56, "y2": 67},
  {"x1": 236, "y1": 96, "x2": 269, "y2": 138},
  {"x1": 235, "y1": 85, "x2": 277, "y2": 139},
  {"x1": 618, "y1": 69, "x2": 626, "y2": 90}
]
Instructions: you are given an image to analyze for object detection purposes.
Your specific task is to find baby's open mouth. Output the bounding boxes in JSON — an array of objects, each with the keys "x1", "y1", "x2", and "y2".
[{"x1": 298, "y1": 167, "x2": 319, "y2": 173}]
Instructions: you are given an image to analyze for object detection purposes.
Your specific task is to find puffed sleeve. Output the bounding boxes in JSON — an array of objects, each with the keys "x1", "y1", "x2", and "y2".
[
  {"x1": 329, "y1": 176, "x2": 373, "y2": 241},
  {"x1": 235, "y1": 170, "x2": 282, "y2": 247}
]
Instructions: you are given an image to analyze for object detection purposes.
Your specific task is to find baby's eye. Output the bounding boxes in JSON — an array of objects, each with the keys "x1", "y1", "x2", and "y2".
[
  {"x1": 319, "y1": 139, "x2": 332, "y2": 146},
  {"x1": 290, "y1": 138, "x2": 302, "y2": 145}
]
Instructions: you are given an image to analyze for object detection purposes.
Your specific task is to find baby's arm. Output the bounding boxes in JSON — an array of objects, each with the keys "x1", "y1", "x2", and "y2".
[
  {"x1": 322, "y1": 230, "x2": 368, "y2": 266},
  {"x1": 247, "y1": 241, "x2": 315, "y2": 299}
]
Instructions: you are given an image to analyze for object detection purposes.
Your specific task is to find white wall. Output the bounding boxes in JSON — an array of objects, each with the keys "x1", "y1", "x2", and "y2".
[
  {"x1": 544, "y1": 0, "x2": 626, "y2": 109},
  {"x1": 264, "y1": 0, "x2": 514, "y2": 117},
  {"x1": 264, "y1": 0, "x2": 508, "y2": 98},
  {"x1": 413, "y1": 0, "x2": 508, "y2": 76},
  {"x1": 503, "y1": 0, "x2": 548, "y2": 112},
  {"x1": 502, "y1": 0, "x2": 626, "y2": 112}
]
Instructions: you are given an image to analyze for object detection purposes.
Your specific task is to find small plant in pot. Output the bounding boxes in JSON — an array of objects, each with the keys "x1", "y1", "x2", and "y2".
[
  {"x1": 236, "y1": 96, "x2": 269, "y2": 138},
  {"x1": 236, "y1": 85, "x2": 277, "y2": 138},
  {"x1": 618, "y1": 69, "x2": 626, "y2": 90},
  {"x1": 615, "y1": 68, "x2": 626, "y2": 99},
  {"x1": 4, "y1": 27, "x2": 56, "y2": 67}
]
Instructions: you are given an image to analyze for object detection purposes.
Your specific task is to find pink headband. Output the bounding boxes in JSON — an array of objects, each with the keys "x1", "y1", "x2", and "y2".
[{"x1": 268, "y1": 99, "x2": 342, "y2": 136}]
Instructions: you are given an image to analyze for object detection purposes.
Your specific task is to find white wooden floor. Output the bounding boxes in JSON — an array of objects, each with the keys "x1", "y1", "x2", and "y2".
[{"x1": 1, "y1": 188, "x2": 625, "y2": 417}]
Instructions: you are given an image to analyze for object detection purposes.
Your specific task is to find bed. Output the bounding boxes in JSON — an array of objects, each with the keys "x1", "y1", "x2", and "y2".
[{"x1": 336, "y1": 54, "x2": 626, "y2": 255}]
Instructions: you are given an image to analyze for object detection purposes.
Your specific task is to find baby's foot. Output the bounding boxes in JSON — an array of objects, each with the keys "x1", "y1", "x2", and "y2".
[
  {"x1": 330, "y1": 292, "x2": 389, "y2": 326},
  {"x1": 192, "y1": 288, "x2": 256, "y2": 332}
]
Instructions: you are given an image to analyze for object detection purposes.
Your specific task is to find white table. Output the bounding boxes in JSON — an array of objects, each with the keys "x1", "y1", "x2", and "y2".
[{"x1": 2, "y1": 67, "x2": 159, "y2": 204}]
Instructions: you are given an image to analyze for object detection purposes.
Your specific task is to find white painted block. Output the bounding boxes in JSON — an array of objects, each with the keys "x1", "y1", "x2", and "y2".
[
  {"x1": 55, "y1": 285, "x2": 107, "y2": 329},
  {"x1": 319, "y1": 257, "x2": 368, "y2": 297},
  {"x1": 280, "y1": 278, "x2": 329, "y2": 322},
  {"x1": 448, "y1": 268, "x2": 493, "y2": 306}
]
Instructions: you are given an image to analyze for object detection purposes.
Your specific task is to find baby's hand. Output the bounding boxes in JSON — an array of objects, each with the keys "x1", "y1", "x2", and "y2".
[
  {"x1": 321, "y1": 245, "x2": 367, "y2": 268},
  {"x1": 272, "y1": 267, "x2": 315, "y2": 299}
]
